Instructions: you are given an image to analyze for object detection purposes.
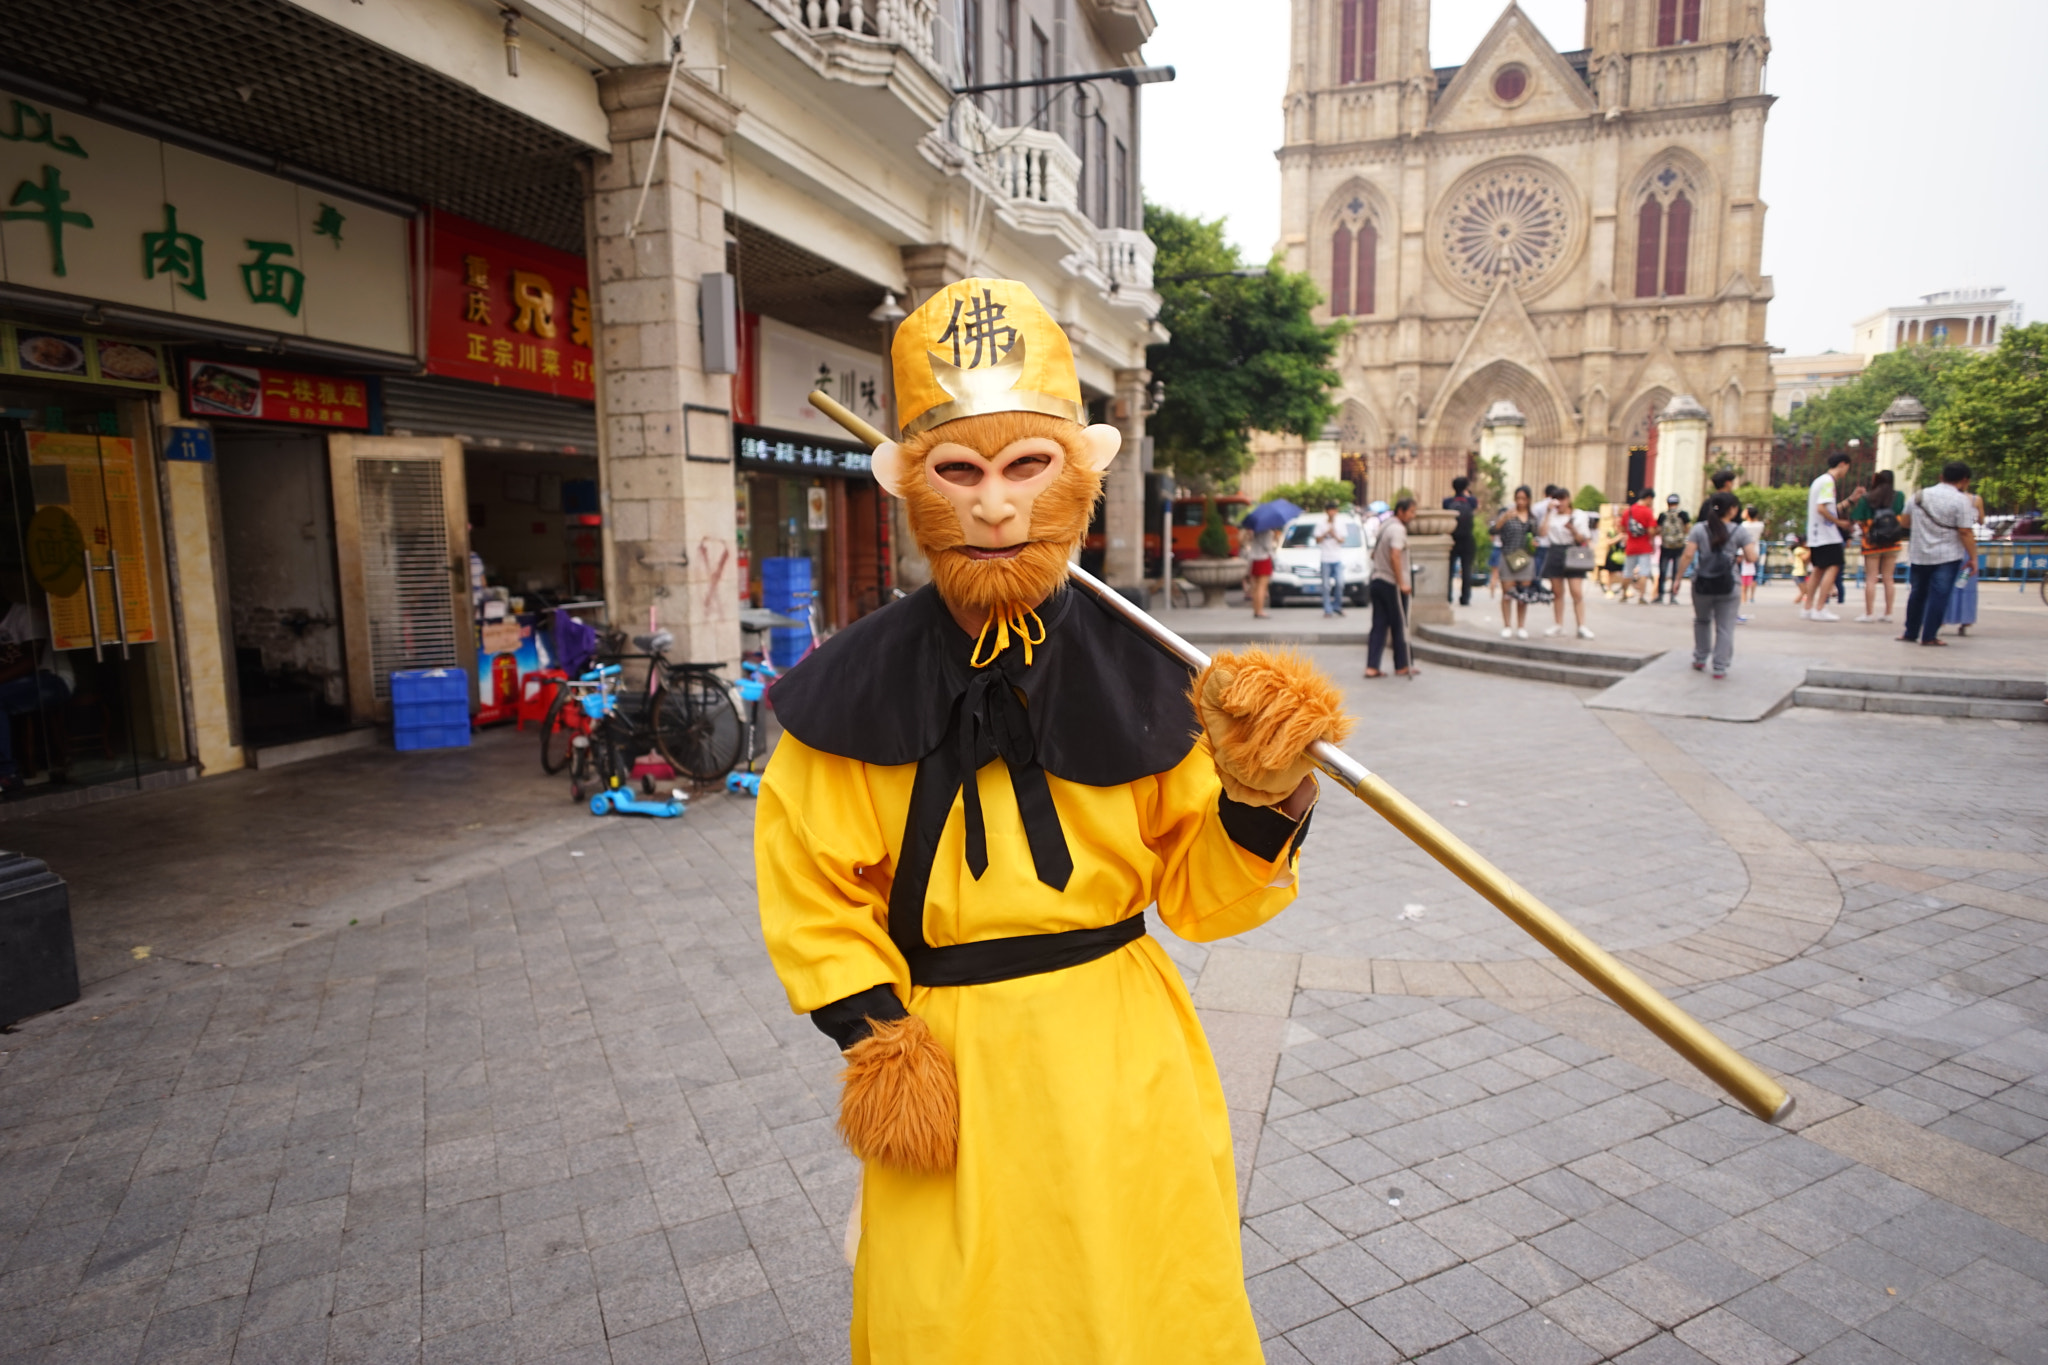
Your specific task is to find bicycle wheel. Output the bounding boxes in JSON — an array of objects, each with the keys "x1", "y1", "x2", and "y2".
[
  {"x1": 654, "y1": 673, "x2": 744, "y2": 781},
  {"x1": 540, "y1": 684, "x2": 576, "y2": 774}
]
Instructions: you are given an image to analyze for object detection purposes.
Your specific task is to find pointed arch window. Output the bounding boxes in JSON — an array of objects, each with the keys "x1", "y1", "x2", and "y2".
[
  {"x1": 1657, "y1": 0, "x2": 1701, "y2": 46},
  {"x1": 1339, "y1": 0, "x2": 1378, "y2": 84},
  {"x1": 1634, "y1": 167, "x2": 1696, "y2": 298},
  {"x1": 1329, "y1": 198, "x2": 1377, "y2": 316}
]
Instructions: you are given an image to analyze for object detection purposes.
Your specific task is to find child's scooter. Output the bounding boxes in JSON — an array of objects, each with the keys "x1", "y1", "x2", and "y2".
[
  {"x1": 568, "y1": 663, "x2": 688, "y2": 818},
  {"x1": 723, "y1": 658, "x2": 779, "y2": 797}
]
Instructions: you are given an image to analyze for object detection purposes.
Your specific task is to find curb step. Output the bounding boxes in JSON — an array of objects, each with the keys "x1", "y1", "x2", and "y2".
[
  {"x1": 1793, "y1": 687, "x2": 2048, "y2": 722},
  {"x1": 1804, "y1": 668, "x2": 2047, "y2": 702},
  {"x1": 1410, "y1": 638, "x2": 1630, "y2": 689}
]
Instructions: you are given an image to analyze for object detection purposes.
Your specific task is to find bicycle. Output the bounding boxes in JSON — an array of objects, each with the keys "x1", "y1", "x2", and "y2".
[{"x1": 540, "y1": 629, "x2": 745, "y2": 784}]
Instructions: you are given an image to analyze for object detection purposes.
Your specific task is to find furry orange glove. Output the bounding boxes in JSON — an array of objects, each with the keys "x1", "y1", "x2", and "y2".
[
  {"x1": 837, "y1": 1014, "x2": 959, "y2": 1174},
  {"x1": 1192, "y1": 648, "x2": 1354, "y2": 807}
]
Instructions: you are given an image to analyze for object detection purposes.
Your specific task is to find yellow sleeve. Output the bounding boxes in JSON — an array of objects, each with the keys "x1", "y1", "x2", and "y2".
[
  {"x1": 754, "y1": 733, "x2": 908, "y2": 1014},
  {"x1": 1143, "y1": 737, "x2": 1311, "y2": 944}
]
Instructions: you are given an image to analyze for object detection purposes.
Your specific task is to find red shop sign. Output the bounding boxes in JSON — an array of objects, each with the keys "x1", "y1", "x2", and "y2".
[
  {"x1": 425, "y1": 210, "x2": 594, "y2": 400},
  {"x1": 184, "y1": 359, "x2": 370, "y2": 429}
]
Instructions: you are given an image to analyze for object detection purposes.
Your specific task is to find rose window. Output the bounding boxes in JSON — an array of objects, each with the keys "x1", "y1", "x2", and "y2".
[{"x1": 1437, "y1": 166, "x2": 1573, "y2": 296}]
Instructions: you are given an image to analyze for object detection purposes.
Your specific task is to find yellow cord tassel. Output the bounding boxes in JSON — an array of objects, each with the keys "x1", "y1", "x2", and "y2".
[{"x1": 969, "y1": 601, "x2": 1047, "y2": 668}]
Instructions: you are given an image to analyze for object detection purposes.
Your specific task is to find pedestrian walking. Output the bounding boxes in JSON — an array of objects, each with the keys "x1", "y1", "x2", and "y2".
[
  {"x1": 1492, "y1": 485, "x2": 1538, "y2": 638},
  {"x1": 1738, "y1": 504, "x2": 1762, "y2": 617},
  {"x1": 1620, "y1": 488, "x2": 1658, "y2": 603},
  {"x1": 1315, "y1": 507, "x2": 1347, "y2": 616},
  {"x1": 1797, "y1": 452, "x2": 1861, "y2": 621},
  {"x1": 1366, "y1": 497, "x2": 1417, "y2": 677},
  {"x1": 1675, "y1": 491, "x2": 1754, "y2": 678},
  {"x1": 1655, "y1": 493, "x2": 1690, "y2": 603},
  {"x1": 1949, "y1": 490, "x2": 1988, "y2": 635},
  {"x1": 1897, "y1": 461, "x2": 1979, "y2": 647},
  {"x1": 1536, "y1": 486, "x2": 1596, "y2": 639},
  {"x1": 1443, "y1": 476, "x2": 1478, "y2": 606},
  {"x1": 1244, "y1": 524, "x2": 1277, "y2": 619},
  {"x1": 1850, "y1": 469, "x2": 1907, "y2": 623}
]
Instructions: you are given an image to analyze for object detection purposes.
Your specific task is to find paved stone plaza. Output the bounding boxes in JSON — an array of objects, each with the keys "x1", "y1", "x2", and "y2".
[{"x1": 2, "y1": 651, "x2": 2046, "y2": 1363}]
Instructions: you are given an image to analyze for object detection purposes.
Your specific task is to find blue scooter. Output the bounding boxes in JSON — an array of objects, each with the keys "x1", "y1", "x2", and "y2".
[{"x1": 568, "y1": 663, "x2": 688, "y2": 819}]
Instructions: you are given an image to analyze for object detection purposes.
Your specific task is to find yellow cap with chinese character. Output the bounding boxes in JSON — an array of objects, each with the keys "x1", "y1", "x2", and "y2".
[{"x1": 893, "y1": 278, "x2": 1085, "y2": 438}]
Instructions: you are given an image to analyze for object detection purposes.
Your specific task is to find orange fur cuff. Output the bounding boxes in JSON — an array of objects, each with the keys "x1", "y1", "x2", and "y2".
[
  {"x1": 836, "y1": 1013, "x2": 960, "y2": 1174},
  {"x1": 1193, "y1": 648, "x2": 1354, "y2": 807}
]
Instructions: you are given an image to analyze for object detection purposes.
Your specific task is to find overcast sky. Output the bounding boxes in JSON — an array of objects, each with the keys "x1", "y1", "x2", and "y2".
[{"x1": 1141, "y1": 1, "x2": 2047, "y2": 356}]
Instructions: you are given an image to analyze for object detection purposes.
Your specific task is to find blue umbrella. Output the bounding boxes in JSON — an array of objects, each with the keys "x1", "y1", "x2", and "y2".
[{"x1": 1241, "y1": 499, "x2": 1304, "y2": 533}]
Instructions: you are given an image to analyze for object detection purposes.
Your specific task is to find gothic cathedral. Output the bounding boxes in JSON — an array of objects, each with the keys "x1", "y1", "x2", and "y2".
[{"x1": 1275, "y1": 0, "x2": 1774, "y2": 503}]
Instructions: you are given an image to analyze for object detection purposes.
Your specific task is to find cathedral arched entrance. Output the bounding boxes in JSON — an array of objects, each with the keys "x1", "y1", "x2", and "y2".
[
  {"x1": 1618, "y1": 387, "x2": 1673, "y2": 498},
  {"x1": 1426, "y1": 361, "x2": 1571, "y2": 500}
]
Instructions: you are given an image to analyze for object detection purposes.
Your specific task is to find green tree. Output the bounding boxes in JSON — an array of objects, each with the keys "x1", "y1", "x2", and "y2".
[
  {"x1": 1734, "y1": 484, "x2": 1807, "y2": 541},
  {"x1": 1573, "y1": 484, "x2": 1605, "y2": 512},
  {"x1": 1145, "y1": 202, "x2": 1344, "y2": 489},
  {"x1": 1265, "y1": 477, "x2": 1355, "y2": 511},
  {"x1": 1909, "y1": 323, "x2": 2048, "y2": 510},
  {"x1": 1778, "y1": 345, "x2": 1974, "y2": 450}
]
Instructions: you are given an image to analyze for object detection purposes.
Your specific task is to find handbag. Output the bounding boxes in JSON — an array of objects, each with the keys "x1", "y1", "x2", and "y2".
[
  {"x1": 1503, "y1": 548, "x2": 1533, "y2": 575},
  {"x1": 1562, "y1": 544, "x2": 1595, "y2": 572}
]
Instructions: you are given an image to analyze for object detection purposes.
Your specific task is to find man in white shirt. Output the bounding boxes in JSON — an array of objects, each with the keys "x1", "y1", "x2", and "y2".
[
  {"x1": 1797, "y1": 453, "x2": 1860, "y2": 621},
  {"x1": 1897, "y1": 461, "x2": 1980, "y2": 647},
  {"x1": 0, "y1": 594, "x2": 75, "y2": 795},
  {"x1": 1314, "y1": 508, "x2": 1347, "y2": 616}
]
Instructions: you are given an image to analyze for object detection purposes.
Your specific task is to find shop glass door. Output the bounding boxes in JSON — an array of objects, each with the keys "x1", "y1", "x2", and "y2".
[{"x1": 0, "y1": 418, "x2": 150, "y2": 795}]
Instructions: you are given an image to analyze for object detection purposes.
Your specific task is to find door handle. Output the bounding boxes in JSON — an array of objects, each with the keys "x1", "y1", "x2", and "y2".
[
  {"x1": 104, "y1": 553, "x2": 130, "y2": 659},
  {"x1": 81, "y1": 553, "x2": 103, "y2": 662}
]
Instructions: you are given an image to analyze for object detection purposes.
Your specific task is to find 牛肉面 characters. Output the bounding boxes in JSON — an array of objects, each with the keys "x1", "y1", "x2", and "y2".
[{"x1": 755, "y1": 278, "x2": 1351, "y2": 1364}]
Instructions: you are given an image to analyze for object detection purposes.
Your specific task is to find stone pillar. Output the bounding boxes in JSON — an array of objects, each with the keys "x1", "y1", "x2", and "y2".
[
  {"x1": 1478, "y1": 400, "x2": 1527, "y2": 495},
  {"x1": 1404, "y1": 508, "x2": 1457, "y2": 626},
  {"x1": 1655, "y1": 394, "x2": 1710, "y2": 512},
  {"x1": 1103, "y1": 367, "x2": 1150, "y2": 592},
  {"x1": 590, "y1": 67, "x2": 742, "y2": 667},
  {"x1": 1876, "y1": 394, "x2": 1928, "y2": 491},
  {"x1": 1304, "y1": 424, "x2": 1342, "y2": 483}
]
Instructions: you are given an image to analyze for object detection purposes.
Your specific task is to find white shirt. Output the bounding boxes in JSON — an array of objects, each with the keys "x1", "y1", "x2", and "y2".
[
  {"x1": 1806, "y1": 472, "x2": 1843, "y2": 547},
  {"x1": 1315, "y1": 522, "x2": 1346, "y2": 564},
  {"x1": 1907, "y1": 483, "x2": 1975, "y2": 565},
  {"x1": 1537, "y1": 503, "x2": 1586, "y2": 546}
]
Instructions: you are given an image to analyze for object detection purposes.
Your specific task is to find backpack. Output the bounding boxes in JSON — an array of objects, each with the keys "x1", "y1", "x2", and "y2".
[
  {"x1": 1694, "y1": 526, "x2": 1739, "y2": 595},
  {"x1": 1658, "y1": 513, "x2": 1689, "y2": 551},
  {"x1": 1867, "y1": 498, "x2": 1905, "y2": 548}
]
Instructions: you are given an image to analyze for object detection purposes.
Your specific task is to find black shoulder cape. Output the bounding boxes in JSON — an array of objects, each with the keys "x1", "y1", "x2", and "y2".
[{"x1": 769, "y1": 582, "x2": 1199, "y2": 786}]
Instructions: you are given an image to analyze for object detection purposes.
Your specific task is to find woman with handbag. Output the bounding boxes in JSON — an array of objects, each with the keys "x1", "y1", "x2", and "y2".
[
  {"x1": 1675, "y1": 491, "x2": 1755, "y2": 678},
  {"x1": 1492, "y1": 485, "x2": 1538, "y2": 638},
  {"x1": 1536, "y1": 486, "x2": 1596, "y2": 640}
]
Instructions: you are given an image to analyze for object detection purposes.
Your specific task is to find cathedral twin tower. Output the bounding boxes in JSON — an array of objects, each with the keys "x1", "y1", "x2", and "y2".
[{"x1": 1276, "y1": 0, "x2": 1774, "y2": 503}]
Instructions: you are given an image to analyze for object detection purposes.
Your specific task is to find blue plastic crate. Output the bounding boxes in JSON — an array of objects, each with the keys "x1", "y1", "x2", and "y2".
[
  {"x1": 396, "y1": 698, "x2": 470, "y2": 729},
  {"x1": 768, "y1": 626, "x2": 811, "y2": 668},
  {"x1": 390, "y1": 668, "x2": 469, "y2": 707},
  {"x1": 393, "y1": 720, "x2": 471, "y2": 751},
  {"x1": 761, "y1": 556, "x2": 811, "y2": 591}
]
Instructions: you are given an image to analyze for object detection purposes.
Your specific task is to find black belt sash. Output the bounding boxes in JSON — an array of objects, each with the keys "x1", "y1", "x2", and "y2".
[{"x1": 886, "y1": 672, "x2": 1140, "y2": 988}]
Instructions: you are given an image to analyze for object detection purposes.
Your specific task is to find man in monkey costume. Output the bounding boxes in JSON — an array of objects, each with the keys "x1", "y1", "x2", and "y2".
[{"x1": 756, "y1": 278, "x2": 1351, "y2": 1363}]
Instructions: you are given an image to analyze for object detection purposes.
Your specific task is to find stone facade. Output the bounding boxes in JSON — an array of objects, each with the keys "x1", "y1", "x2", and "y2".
[{"x1": 1268, "y1": 0, "x2": 1776, "y2": 506}]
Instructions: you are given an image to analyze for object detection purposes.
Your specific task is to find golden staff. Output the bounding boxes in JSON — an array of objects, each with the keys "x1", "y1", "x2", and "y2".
[{"x1": 806, "y1": 389, "x2": 1793, "y2": 1124}]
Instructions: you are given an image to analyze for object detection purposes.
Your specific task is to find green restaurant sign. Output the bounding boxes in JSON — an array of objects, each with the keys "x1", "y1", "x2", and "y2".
[{"x1": 0, "y1": 94, "x2": 410, "y2": 355}]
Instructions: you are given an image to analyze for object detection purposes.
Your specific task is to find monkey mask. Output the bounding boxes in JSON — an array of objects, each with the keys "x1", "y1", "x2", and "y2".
[{"x1": 871, "y1": 280, "x2": 1121, "y2": 646}]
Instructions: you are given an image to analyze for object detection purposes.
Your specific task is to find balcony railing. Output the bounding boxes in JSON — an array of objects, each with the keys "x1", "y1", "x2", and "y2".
[
  {"x1": 1097, "y1": 228, "x2": 1155, "y2": 292},
  {"x1": 794, "y1": 0, "x2": 938, "y2": 68}
]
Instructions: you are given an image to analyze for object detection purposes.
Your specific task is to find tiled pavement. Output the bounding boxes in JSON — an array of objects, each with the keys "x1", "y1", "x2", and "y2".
[{"x1": 2, "y1": 660, "x2": 2046, "y2": 1363}]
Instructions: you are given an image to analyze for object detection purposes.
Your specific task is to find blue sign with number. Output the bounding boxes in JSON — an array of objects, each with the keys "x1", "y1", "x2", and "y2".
[{"x1": 165, "y1": 426, "x2": 214, "y2": 462}]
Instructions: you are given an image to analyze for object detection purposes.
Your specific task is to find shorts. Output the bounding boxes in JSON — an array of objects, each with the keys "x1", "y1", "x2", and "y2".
[
  {"x1": 1740, "y1": 561, "x2": 1756, "y2": 580},
  {"x1": 1624, "y1": 552, "x2": 1657, "y2": 578},
  {"x1": 1249, "y1": 558, "x2": 1273, "y2": 578},
  {"x1": 1808, "y1": 542, "x2": 1845, "y2": 571},
  {"x1": 1541, "y1": 545, "x2": 1586, "y2": 579}
]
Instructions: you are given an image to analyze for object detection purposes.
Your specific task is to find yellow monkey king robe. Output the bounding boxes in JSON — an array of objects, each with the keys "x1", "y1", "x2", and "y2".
[{"x1": 755, "y1": 585, "x2": 1312, "y2": 1363}]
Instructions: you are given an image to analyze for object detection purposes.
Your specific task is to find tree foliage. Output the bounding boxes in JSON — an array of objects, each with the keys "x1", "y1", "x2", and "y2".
[
  {"x1": 1909, "y1": 323, "x2": 2048, "y2": 511},
  {"x1": 1573, "y1": 484, "x2": 1606, "y2": 512},
  {"x1": 1264, "y1": 477, "x2": 1355, "y2": 511},
  {"x1": 1777, "y1": 345, "x2": 1974, "y2": 450},
  {"x1": 1735, "y1": 484, "x2": 1808, "y2": 541},
  {"x1": 1196, "y1": 500, "x2": 1230, "y2": 558},
  {"x1": 1144, "y1": 202, "x2": 1344, "y2": 490}
]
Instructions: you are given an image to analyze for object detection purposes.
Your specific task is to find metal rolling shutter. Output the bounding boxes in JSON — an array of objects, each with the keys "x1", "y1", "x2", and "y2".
[
  {"x1": 356, "y1": 458, "x2": 457, "y2": 698},
  {"x1": 380, "y1": 375, "x2": 598, "y2": 456}
]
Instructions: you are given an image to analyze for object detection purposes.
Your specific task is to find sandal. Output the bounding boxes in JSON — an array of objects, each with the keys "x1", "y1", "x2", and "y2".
[
  {"x1": 1364, "y1": 669, "x2": 1384, "y2": 678},
  {"x1": 1921, "y1": 638, "x2": 1949, "y2": 647}
]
